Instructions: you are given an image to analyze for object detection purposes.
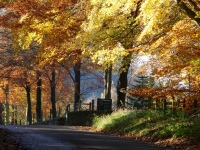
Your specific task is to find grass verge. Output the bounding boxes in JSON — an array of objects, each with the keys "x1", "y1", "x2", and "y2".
[{"x1": 92, "y1": 109, "x2": 200, "y2": 150}]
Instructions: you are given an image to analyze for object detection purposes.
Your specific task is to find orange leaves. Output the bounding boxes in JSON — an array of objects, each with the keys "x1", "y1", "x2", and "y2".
[
  {"x1": 3, "y1": 0, "x2": 47, "y2": 18},
  {"x1": 128, "y1": 86, "x2": 175, "y2": 100},
  {"x1": 143, "y1": 17, "x2": 200, "y2": 78},
  {"x1": 128, "y1": 87, "x2": 154, "y2": 98},
  {"x1": 0, "y1": 0, "x2": 85, "y2": 66},
  {"x1": 51, "y1": 0, "x2": 79, "y2": 8}
]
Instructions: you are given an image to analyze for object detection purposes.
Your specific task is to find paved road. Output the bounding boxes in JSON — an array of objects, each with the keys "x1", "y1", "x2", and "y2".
[{"x1": 2, "y1": 125, "x2": 171, "y2": 150}]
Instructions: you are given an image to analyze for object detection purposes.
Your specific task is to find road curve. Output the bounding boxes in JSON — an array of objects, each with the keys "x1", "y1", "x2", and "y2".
[{"x1": 1, "y1": 125, "x2": 171, "y2": 150}]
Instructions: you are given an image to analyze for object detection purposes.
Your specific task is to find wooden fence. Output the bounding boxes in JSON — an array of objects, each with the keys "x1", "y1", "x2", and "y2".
[{"x1": 126, "y1": 96, "x2": 200, "y2": 116}]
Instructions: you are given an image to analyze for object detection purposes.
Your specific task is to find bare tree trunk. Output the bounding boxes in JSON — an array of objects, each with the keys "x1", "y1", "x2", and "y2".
[
  {"x1": 117, "y1": 54, "x2": 131, "y2": 108},
  {"x1": 0, "y1": 103, "x2": 3, "y2": 125},
  {"x1": 51, "y1": 68, "x2": 56, "y2": 118},
  {"x1": 115, "y1": 0, "x2": 142, "y2": 109},
  {"x1": 26, "y1": 81, "x2": 32, "y2": 125},
  {"x1": 74, "y1": 62, "x2": 81, "y2": 111},
  {"x1": 36, "y1": 71, "x2": 42, "y2": 123},
  {"x1": 105, "y1": 66, "x2": 112, "y2": 99}
]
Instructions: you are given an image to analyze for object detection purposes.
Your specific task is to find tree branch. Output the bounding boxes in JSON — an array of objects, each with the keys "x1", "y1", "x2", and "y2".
[
  {"x1": 188, "y1": 0, "x2": 200, "y2": 11},
  {"x1": 177, "y1": 0, "x2": 200, "y2": 25}
]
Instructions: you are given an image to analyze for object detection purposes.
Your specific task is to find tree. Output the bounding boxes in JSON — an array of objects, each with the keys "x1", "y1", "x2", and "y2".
[
  {"x1": 79, "y1": 0, "x2": 143, "y2": 108},
  {"x1": 133, "y1": 75, "x2": 154, "y2": 88},
  {"x1": 2, "y1": 0, "x2": 199, "y2": 114},
  {"x1": 177, "y1": 0, "x2": 200, "y2": 26},
  {"x1": 129, "y1": 75, "x2": 154, "y2": 107},
  {"x1": 133, "y1": 0, "x2": 200, "y2": 113},
  {"x1": 43, "y1": 64, "x2": 57, "y2": 118},
  {"x1": 50, "y1": 66, "x2": 56, "y2": 118},
  {"x1": 4, "y1": 52, "x2": 36, "y2": 125},
  {"x1": 0, "y1": 0, "x2": 87, "y2": 113},
  {"x1": 25, "y1": 81, "x2": 32, "y2": 124},
  {"x1": 134, "y1": 0, "x2": 199, "y2": 77},
  {"x1": 104, "y1": 66, "x2": 112, "y2": 99},
  {"x1": 73, "y1": 62, "x2": 81, "y2": 111},
  {"x1": 36, "y1": 70, "x2": 42, "y2": 123}
]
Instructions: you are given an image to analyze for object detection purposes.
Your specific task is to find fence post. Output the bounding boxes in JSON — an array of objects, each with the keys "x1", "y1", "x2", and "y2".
[
  {"x1": 92, "y1": 100, "x2": 94, "y2": 111},
  {"x1": 66, "y1": 104, "x2": 70, "y2": 113},
  {"x1": 78, "y1": 100, "x2": 81, "y2": 111},
  {"x1": 163, "y1": 99, "x2": 167, "y2": 115},
  {"x1": 89, "y1": 102, "x2": 91, "y2": 111},
  {"x1": 172, "y1": 100, "x2": 174, "y2": 115},
  {"x1": 154, "y1": 99, "x2": 157, "y2": 111},
  {"x1": 132, "y1": 102, "x2": 134, "y2": 110}
]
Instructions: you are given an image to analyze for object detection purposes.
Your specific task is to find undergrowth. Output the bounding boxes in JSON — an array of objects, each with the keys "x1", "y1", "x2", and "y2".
[{"x1": 92, "y1": 109, "x2": 200, "y2": 140}]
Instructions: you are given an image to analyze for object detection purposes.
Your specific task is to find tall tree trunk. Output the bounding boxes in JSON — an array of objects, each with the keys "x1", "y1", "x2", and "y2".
[
  {"x1": 105, "y1": 66, "x2": 112, "y2": 99},
  {"x1": 5, "y1": 84, "x2": 9, "y2": 125},
  {"x1": 0, "y1": 103, "x2": 2, "y2": 125},
  {"x1": 74, "y1": 62, "x2": 81, "y2": 111},
  {"x1": 115, "y1": 0, "x2": 142, "y2": 109},
  {"x1": 117, "y1": 54, "x2": 131, "y2": 108},
  {"x1": 36, "y1": 71, "x2": 42, "y2": 123},
  {"x1": 51, "y1": 68, "x2": 56, "y2": 118},
  {"x1": 26, "y1": 81, "x2": 32, "y2": 125}
]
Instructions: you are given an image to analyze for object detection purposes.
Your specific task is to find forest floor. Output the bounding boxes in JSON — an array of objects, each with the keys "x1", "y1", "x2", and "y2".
[{"x1": 0, "y1": 126, "x2": 200, "y2": 150}]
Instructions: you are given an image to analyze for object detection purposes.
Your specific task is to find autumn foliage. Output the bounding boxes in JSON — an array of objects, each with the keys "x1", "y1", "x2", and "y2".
[{"x1": 0, "y1": 0, "x2": 200, "y2": 124}]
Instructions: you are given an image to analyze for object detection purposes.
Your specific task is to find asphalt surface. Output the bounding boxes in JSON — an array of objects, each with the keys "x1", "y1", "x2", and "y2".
[{"x1": 1, "y1": 125, "x2": 172, "y2": 150}]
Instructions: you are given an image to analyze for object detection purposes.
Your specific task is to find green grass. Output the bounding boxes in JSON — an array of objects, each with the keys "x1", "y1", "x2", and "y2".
[{"x1": 92, "y1": 109, "x2": 200, "y2": 140}]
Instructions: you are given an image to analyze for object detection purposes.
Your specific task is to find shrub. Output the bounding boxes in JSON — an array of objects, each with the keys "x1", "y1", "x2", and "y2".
[
  {"x1": 66, "y1": 110, "x2": 112, "y2": 126},
  {"x1": 56, "y1": 117, "x2": 66, "y2": 126}
]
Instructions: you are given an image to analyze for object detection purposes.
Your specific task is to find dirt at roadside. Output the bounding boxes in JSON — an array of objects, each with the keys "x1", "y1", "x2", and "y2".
[{"x1": 0, "y1": 128, "x2": 24, "y2": 150}]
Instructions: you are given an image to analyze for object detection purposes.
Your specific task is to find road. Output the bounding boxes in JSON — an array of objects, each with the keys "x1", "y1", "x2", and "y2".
[{"x1": 1, "y1": 125, "x2": 171, "y2": 150}]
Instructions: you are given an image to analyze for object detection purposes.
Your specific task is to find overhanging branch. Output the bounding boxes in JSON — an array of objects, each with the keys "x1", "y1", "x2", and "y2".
[{"x1": 177, "y1": 0, "x2": 200, "y2": 25}]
